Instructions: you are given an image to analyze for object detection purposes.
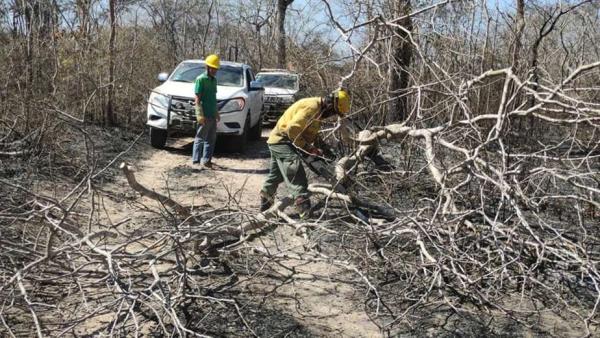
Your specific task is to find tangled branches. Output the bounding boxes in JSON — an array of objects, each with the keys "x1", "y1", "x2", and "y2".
[
  {"x1": 1, "y1": 62, "x2": 599, "y2": 336},
  {"x1": 327, "y1": 62, "x2": 600, "y2": 335}
]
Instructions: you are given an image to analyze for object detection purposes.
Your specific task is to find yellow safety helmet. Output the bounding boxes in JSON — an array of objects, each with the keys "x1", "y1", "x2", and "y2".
[
  {"x1": 205, "y1": 54, "x2": 220, "y2": 69},
  {"x1": 334, "y1": 89, "x2": 350, "y2": 116}
]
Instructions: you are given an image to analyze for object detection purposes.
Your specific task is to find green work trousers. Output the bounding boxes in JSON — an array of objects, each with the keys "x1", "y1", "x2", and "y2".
[{"x1": 261, "y1": 143, "x2": 308, "y2": 199}]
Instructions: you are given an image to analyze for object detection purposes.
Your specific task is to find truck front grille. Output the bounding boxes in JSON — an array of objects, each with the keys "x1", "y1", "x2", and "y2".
[
  {"x1": 170, "y1": 96, "x2": 195, "y2": 118},
  {"x1": 264, "y1": 95, "x2": 290, "y2": 104}
]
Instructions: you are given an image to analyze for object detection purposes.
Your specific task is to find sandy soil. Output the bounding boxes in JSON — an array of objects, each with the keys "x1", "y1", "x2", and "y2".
[{"x1": 108, "y1": 130, "x2": 381, "y2": 337}]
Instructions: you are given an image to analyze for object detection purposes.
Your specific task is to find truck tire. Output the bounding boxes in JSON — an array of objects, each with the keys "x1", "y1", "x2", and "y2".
[
  {"x1": 249, "y1": 111, "x2": 263, "y2": 141},
  {"x1": 149, "y1": 127, "x2": 167, "y2": 149},
  {"x1": 227, "y1": 114, "x2": 250, "y2": 153}
]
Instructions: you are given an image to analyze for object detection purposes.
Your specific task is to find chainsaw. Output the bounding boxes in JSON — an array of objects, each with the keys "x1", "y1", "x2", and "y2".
[{"x1": 294, "y1": 144, "x2": 395, "y2": 221}]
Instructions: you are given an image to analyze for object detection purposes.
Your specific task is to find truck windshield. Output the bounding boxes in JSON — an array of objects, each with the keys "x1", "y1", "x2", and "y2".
[
  {"x1": 256, "y1": 74, "x2": 298, "y2": 90},
  {"x1": 169, "y1": 62, "x2": 244, "y2": 87}
]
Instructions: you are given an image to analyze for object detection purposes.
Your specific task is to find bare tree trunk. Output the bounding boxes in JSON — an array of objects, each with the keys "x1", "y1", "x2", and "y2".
[
  {"x1": 202, "y1": 0, "x2": 214, "y2": 57},
  {"x1": 256, "y1": 5, "x2": 264, "y2": 70},
  {"x1": 529, "y1": 21, "x2": 550, "y2": 107},
  {"x1": 387, "y1": 0, "x2": 412, "y2": 122},
  {"x1": 76, "y1": 0, "x2": 90, "y2": 38},
  {"x1": 125, "y1": 14, "x2": 139, "y2": 128},
  {"x1": 276, "y1": 0, "x2": 293, "y2": 69},
  {"x1": 106, "y1": 0, "x2": 116, "y2": 126},
  {"x1": 242, "y1": 1, "x2": 273, "y2": 70},
  {"x1": 182, "y1": 10, "x2": 187, "y2": 57},
  {"x1": 257, "y1": 24, "x2": 263, "y2": 69},
  {"x1": 24, "y1": 2, "x2": 34, "y2": 132},
  {"x1": 511, "y1": 0, "x2": 525, "y2": 71},
  {"x1": 76, "y1": 0, "x2": 91, "y2": 122},
  {"x1": 526, "y1": 3, "x2": 585, "y2": 122},
  {"x1": 508, "y1": 0, "x2": 525, "y2": 124},
  {"x1": 366, "y1": 2, "x2": 383, "y2": 66}
]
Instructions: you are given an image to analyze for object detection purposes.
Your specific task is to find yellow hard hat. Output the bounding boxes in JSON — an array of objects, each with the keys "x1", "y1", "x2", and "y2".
[
  {"x1": 205, "y1": 54, "x2": 220, "y2": 69},
  {"x1": 335, "y1": 89, "x2": 350, "y2": 115}
]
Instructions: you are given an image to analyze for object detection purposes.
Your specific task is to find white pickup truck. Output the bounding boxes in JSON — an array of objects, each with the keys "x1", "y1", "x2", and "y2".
[
  {"x1": 147, "y1": 60, "x2": 264, "y2": 152},
  {"x1": 255, "y1": 69, "x2": 299, "y2": 123}
]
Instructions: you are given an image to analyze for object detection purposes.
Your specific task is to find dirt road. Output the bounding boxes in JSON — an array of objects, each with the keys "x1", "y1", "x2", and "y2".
[{"x1": 112, "y1": 130, "x2": 381, "y2": 337}]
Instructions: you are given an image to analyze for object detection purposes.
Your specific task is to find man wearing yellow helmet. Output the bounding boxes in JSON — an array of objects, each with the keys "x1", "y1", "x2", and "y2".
[
  {"x1": 192, "y1": 54, "x2": 220, "y2": 168},
  {"x1": 259, "y1": 89, "x2": 350, "y2": 217}
]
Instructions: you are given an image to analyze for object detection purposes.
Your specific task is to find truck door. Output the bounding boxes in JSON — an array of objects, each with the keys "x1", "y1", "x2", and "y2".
[{"x1": 246, "y1": 68, "x2": 262, "y2": 127}]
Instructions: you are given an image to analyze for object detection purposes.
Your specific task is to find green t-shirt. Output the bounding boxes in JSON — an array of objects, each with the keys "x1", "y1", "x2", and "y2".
[{"x1": 194, "y1": 72, "x2": 218, "y2": 118}]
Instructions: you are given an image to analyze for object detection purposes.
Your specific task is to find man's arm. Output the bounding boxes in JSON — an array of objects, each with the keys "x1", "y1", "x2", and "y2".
[{"x1": 194, "y1": 79, "x2": 205, "y2": 124}]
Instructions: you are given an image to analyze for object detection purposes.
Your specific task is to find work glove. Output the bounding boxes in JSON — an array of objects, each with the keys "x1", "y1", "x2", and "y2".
[{"x1": 195, "y1": 105, "x2": 205, "y2": 125}]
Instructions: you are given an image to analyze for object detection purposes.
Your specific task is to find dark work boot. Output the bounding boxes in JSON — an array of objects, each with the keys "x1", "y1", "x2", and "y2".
[
  {"x1": 294, "y1": 196, "x2": 312, "y2": 219},
  {"x1": 260, "y1": 191, "x2": 274, "y2": 212}
]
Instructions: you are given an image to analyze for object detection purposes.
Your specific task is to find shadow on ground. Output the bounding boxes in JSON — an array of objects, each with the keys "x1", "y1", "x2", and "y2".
[
  {"x1": 164, "y1": 135, "x2": 270, "y2": 159},
  {"x1": 161, "y1": 134, "x2": 271, "y2": 177}
]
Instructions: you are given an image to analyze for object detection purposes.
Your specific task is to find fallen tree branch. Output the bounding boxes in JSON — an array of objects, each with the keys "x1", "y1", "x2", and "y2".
[{"x1": 120, "y1": 162, "x2": 190, "y2": 217}]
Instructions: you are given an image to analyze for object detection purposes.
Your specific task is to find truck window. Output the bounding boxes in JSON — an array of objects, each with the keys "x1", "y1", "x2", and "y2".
[{"x1": 245, "y1": 69, "x2": 253, "y2": 88}]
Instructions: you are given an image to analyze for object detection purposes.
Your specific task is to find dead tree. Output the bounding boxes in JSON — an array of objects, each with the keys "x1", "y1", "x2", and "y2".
[
  {"x1": 276, "y1": 0, "x2": 294, "y2": 69},
  {"x1": 387, "y1": 0, "x2": 413, "y2": 122},
  {"x1": 106, "y1": 0, "x2": 117, "y2": 126},
  {"x1": 238, "y1": 0, "x2": 275, "y2": 69}
]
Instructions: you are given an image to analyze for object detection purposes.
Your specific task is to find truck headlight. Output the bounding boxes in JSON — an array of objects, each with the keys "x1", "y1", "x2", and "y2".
[
  {"x1": 149, "y1": 92, "x2": 169, "y2": 109},
  {"x1": 219, "y1": 97, "x2": 245, "y2": 114}
]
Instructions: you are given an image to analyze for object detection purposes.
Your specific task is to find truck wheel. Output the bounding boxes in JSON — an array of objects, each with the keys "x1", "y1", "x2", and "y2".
[
  {"x1": 149, "y1": 127, "x2": 167, "y2": 149},
  {"x1": 226, "y1": 114, "x2": 249, "y2": 153},
  {"x1": 249, "y1": 112, "x2": 263, "y2": 140}
]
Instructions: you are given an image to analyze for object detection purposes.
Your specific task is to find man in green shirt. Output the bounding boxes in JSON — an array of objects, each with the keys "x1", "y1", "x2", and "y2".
[{"x1": 192, "y1": 54, "x2": 221, "y2": 168}]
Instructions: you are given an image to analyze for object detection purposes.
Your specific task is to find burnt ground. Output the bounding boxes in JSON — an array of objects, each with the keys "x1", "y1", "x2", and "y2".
[
  {"x1": 74, "y1": 127, "x2": 379, "y2": 336},
  {"x1": 2, "y1": 124, "x2": 597, "y2": 337}
]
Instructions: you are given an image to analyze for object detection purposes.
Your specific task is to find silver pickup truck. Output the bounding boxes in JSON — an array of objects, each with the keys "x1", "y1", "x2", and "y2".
[{"x1": 255, "y1": 69, "x2": 299, "y2": 123}]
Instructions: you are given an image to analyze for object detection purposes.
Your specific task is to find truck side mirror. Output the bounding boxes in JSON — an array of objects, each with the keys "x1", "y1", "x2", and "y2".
[
  {"x1": 249, "y1": 80, "x2": 264, "y2": 91},
  {"x1": 157, "y1": 72, "x2": 169, "y2": 82}
]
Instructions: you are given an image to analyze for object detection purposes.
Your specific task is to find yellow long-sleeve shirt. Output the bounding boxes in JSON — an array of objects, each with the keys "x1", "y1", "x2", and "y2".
[{"x1": 267, "y1": 97, "x2": 322, "y2": 150}]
